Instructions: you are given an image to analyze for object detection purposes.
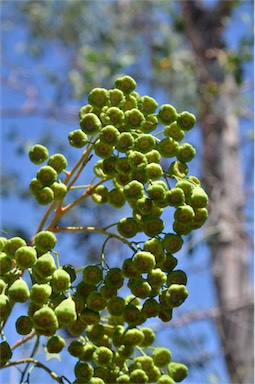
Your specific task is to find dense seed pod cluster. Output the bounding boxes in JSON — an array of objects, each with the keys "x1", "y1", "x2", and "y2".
[{"x1": 0, "y1": 76, "x2": 209, "y2": 383}]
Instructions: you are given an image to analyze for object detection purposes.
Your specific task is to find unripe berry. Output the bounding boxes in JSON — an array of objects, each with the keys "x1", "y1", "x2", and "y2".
[
  {"x1": 145, "y1": 163, "x2": 163, "y2": 180},
  {"x1": 46, "y1": 335, "x2": 66, "y2": 353},
  {"x1": 0, "y1": 252, "x2": 12, "y2": 274},
  {"x1": 147, "y1": 183, "x2": 166, "y2": 202},
  {"x1": 165, "y1": 284, "x2": 188, "y2": 307},
  {"x1": 192, "y1": 207, "x2": 208, "y2": 228},
  {"x1": 163, "y1": 233, "x2": 183, "y2": 254},
  {"x1": 89, "y1": 378, "x2": 104, "y2": 384},
  {"x1": 168, "y1": 160, "x2": 189, "y2": 179},
  {"x1": 35, "y1": 187, "x2": 54, "y2": 205},
  {"x1": 100, "y1": 125, "x2": 120, "y2": 145},
  {"x1": 34, "y1": 231, "x2": 57, "y2": 253},
  {"x1": 33, "y1": 252, "x2": 56, "y2": 278},
  {"x1": 3, "y1": 237, "x2": 26, "y2": 259},
  {"x1": 74, "y1": 361, "x2": 94, "y2": 380},
  {"x1": 167, "y1": 270, "x2": 187, "y2": 286},
  {"x1": 104, "y1": 268, "x2": 124, "y2": 289},
  {"x1": 122, "y1": 94, "x2": 138, "y2": 111},
  {"x1": 0, "y1": 279, "x2": 6, "y2": 294},
  {"x1": 143, "y1": 216, "x2": 164, "y2": 237},
  {"x1": 123, "y1": 304, "x2": 142, "y2": 326},
  {"x1": 140, "y1": 327, "x2": 155, "y2": 347},
  {"x1": 174, "y1": 205, "x2": 195, "y2": 223},
  {"x1": 134, "y1": 134, "x2": 156, "y2": 153},
  {"x1": 88, "y1": 87, "x2": 109, "y2": 109},
  {"x1": 147, "y1": 268, "x2": 167, "y2": 287},
  {"x1": 51, "y1": 269, "x2": 71, "y2": 293},
  {"x1": 80, "y1": 112, "x2": 102, "y2": 135},
  {"x1": 82, "y1": 265, "x2": 102, "y2": 285},
  {"x1": 122, "y1": 257, "x2": 140, "y2": 278},
  {"x1": 50, "y1": 182, "x2": 67, "y2": 201},
  {"x1": 132, "y1": 251, "x2": 155, "y2": 273},
  {"x1": 108, "y1": 187, "x2": 126, "y2": 208},
  {"x1": 177, "y1": 143, "x2": 196, "y2": 163},
  {"x1": 15, "y1": 246, "x2": 37, "y2": 269},
  {"x1": 86, "y1": 323, "x2": 105, "y2": 342},
  {"x1": 173, "y1": 221, "x2": 192, "y2": 235},
  {"x1": 0, "y1": 294, "x2": 11, "y2": 321},
  {"x1": 152, "y1": 347, "x2": 172, "y2": 367},
  {"x1": 79, "y1": 104, "x2": 93, "y2": 119},
  {"x1": 147, "y1": 365, "x2": 161, "y2": 382},
  {"x1": 124, "y1": 180, "x2": 144, "y2": 201},
  {"x1": 115, "y1": 75, "x2": 137, "y2": 94},
  {"x1": 127, "y1": 150, "x2": 148, "y2": 170},
  {"x1": 68, "y1": 340, "x2": 85, "y2": 358},
  {"x1": 30, "y1": 283, "x2": 52, "y2": 305},
  {"x1": 135, "y1": 355, "x2": 154, "y2": 372},
  {"x1": 168, "y1": 362, "x2": 188, "y2": 382},
  {"x1": 117, "y1": 217, "x2": 138, "y2": 238},
  {"x1": 142, "y1": 297, "x2": 160, "y2": 317},
  {"x1": 67, "y1": 319, "x2": 86, "y2": 336},
  {"x1": 33, "y1": 306, "x2": 59, "y2": 334},
  {"x1": 130, "y1": 368, "x2": 149, "y2": 383},
  {"x1": 36, "y1": 165, "x2": 57, "y2": 187},
  {"x1": 160, "y1": 253, "x2": 178, "y2": 272},
  {"x1": 177, "y1": 111, "x2": 196, "y2": 131},
  {"x1": 141, "y1": 114, "x2": 158, "y2": 133},
  {"x1": 158, "y1": 374, "x2": 175, "y2": 384},
  {"x1": 107, "y1": 296, "x2": 126, "y2": 316},
  {"x1": 76, "y1": 281, "x2": 96, "y2": 299},
  {"x1": 138, "y1": 95, "x2": 158, "y2": 115},
  {"x1": 0, "y1": 341, "x2": 12, "y2": 367},
  {"x1": 109, "y1": 88, "x2": 125, "y2": 107},
  {"x1": 54, "y1": 297, "x2": 77, "y2": 326},
  {"x1": 99, "y1": 285, "x2": 117, "y2": 300},
  {"x1": 8, "y1": 279, "x2": 30, "y2": 303},
  {"x1": 164, "y1": 122, "x2": 185, "y2": 142},
  {"x1": 157, "y1": 137, "x2": 178, "y2": 158},
  {"x1": 129, "y1": 277, "x2": 152, "y2": 299},
  {"x1": 86, "y1": 291, "x2": 106, "y2": 311},
  {"x1": 158, "y1": 104, "x2": 177, "y2": 125},
  {"x1": 47, "y1": 153, "x2": 67, "y2": 174},
  {"x1": 116, "y1": 374, "x2": 130, "y2": 383},
  {"x1": 80, "y1": 308, "x2": 100, "y2": 325},
  {"x1": 124, "y1": 328, "x2": 145, "y2": 347},
  {"x1": 92, "y1": 346, "x2": 113, "y2": 367},
  {"x1": 116, "y1": 132, "x2": 135, "y2": 152},
  {"x1": 189, "y1": 187, "x2": 209, "y2": 208},
  {"x1": 0, "y1": 237, "x2": 7, "y2": 252},
  {"x1": 68, "y1": 129, "x2": 88, "y2": 148},
  {"x1": 94, "y1": 140, "x2": 114, "y2": 159},
  {"x1": 29, "y1": 144, "x2": 49, "y2": 164},
  {"x1": 165, "y1": 187, "x2": 185, "y2": 207}
]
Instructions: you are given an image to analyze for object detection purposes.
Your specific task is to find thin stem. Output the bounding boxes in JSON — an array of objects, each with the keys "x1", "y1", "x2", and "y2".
[
  {"x1": 20, "y1": 335, "x2": 40, "y2": 383},
  {"x1": 11, "y1": 331, "x2": 36, "y2": 351},
  {"x1": 2, "y1": 358, "x2": 63, "y2": 383},
  {"x1": 54, "y1": 225, "x2": 136, "y2": 251}
]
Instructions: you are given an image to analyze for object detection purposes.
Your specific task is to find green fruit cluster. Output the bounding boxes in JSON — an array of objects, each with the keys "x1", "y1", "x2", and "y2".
[{"x1": 0, "y1": 76, "x2": 209, "y2": 382}]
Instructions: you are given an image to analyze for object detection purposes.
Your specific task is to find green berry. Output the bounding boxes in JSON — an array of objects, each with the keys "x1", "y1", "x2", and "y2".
[
  {"x1": 104, "y1": 268, "x2": 124, "y2": 289},
  {"x1": 142, "y1": 297, "x2": 160, "y2": 317},
  {"x1": 177, "y1": 111, "x2": 196, "y2": 131},
  {"x1": 176, "y1": 143, "x2": 196, "y2": 163},
  {"x1": 93, "y1": 346, "x2": 113, "y2": 367},
  {"x1": 46, "y1": 335, "x2": 66, "y2": 353},
  {"x1": 173, "y1": 221, "x2": 192, "y2": 235},
  {"x1": 189, "y1": 187, "x2": 208, "y2": 208},
  {"x1": 116, "y1": 132, "x2": 135, "y2": 152},
  {"x1": 163, "y1": 233, "x2": 183, "y2": 254},
  {"x1": 174, "y1": 205, "x2": 195, "y2": 223},
  {"x1": 79, "y1": 104, "x2": 93, "y2": 119},
  {"x1": 165, "y1": 284, "x2": 188, "y2": 307},
  {"x1": 164, "y1": 122, "x2": 185, "y2": 142},
  {"x1": 51, "y1": 269, "x2": 71, "y2": 293},
  {"x1": 86, "y1": 291, "x2": 106, "y2": 311},
  {"x1": 33, "y1": 252, "x2": 56, "y2": 278},
  {"x1": 115, "y1": 75, "x2": 137, "y2": 94},
  {"x1": 75, "y1": 361, "x2": 94, "y2": 380},
  {"x1": 36, "y1": 165, "x2": 57, "y2": 187},
  {"x1": 123, "y1": 304, "x2": 142, "y2": 326},
  {"x1": 3, "y1": 237, "x2": 26, "y2": 259},
  {"x1": 8, "y1": 279, "x2": 30, "y2": 303},
  {"x1": 54, "y1": 297, "x2": 77, "y2": 326},
  {"x1": 76, "y1": 281, "x2": 96, "y2": 298},
  {"x1": 143, "y1": 216, "x2": 164, "y2": 237},
  {"x1": 80, "y1": 112, "x2": 102, "y2": 135},
  {"x1": 62, "y1": 264, "x2": 76, "y2": 283},
  {"x1": 109, "y1": 88, "x2": 125, "y2": 107},
  {"x1": 88, "y1": 87, "x2": 109, "y2": 109},
  {"x1": 47, "y1": 153, "x2": 67, "y2": 173},
  {"x1": 94, "y1": 140, "x2": 114, "y2": 159},
  {"x1": 67, "y1": 319, "x2": 86, "y2": 336},
  {"x1": 100, "y1": 125, "x2": 120, "y2": 145},
  {"x1": 0, "y1": 252, "x2": 12, "y2": 274},
  {"x1": 134, "y1": 134, "x2": 156, "y2": 153},
  {"x1": 124, "y1": 180, "x2": 144, "y2": 201},
  {"x1": 15, "y1": 246, "x2": 37, "y2": 269},
  {"x1": 145, "y1": 163, "x2": 163, "y2": 180},
  {"x1": 141, "y1": 114, "x2": 158, "y2": 133},
  {"x1": 33, "y1": 306, "x2": 59, "y2": 334},
  {"x1": 92, "y1": 185, "x2": 108, "y2": 204},
  {"x1": 107, "y1": 296, "x2": 126, "y2": 316},
  {"x1": 0, "y1": 341, "x2": 12, "y2": 367},
  {"x1": 140, "y1": 327, "x2": 155, "y2": 347},
  {"x1": 122, "y1": 257, "x2": 140, "y2": 278},
  {"x1": 80, "y1": 308, "x2": 100, "y2": 325},
  {"x1": 122, "y1": 94, "x2": 138, "y2": 111},
  {"x1": 157, "y1": 137, "x2": 178, "y2": 158},
  {"x1": 35, "y1": 187, "x2": 54, "y2": 205},
  {"x1": 135, "y1": 355, "x2": 154, "y2": 372},
  {"x1": 124, "y1": 328, "x2": 145, "y2": 347},
  {"x1": 68, "y1": 340, "x2": 85, "y2": 358},
  {"x1": 34, "y1": 231, "x2": 57, "y2": 253},
  {"x1": 127, "y1": 150, "x2": 148, "y2": 170},
  {"x1": 117, "y1": 217, "x2": 139, "y2": 238},
  {"x1": 51, "y1": 182, "x2": 67, "y2": 201},
  {"x1": 125, "y1": 108, "x2": 145, "y2": 129},
  {"x1": 138, "y1": 95, "x2": 158, "y2": 115},
  {"x1": 152, "y1": 347, "x2": 172, "y2": 367},
  {"x1": 147, "y1": 183, "x2": 166, "y2": 202},
  {"x1": 168, "y1": 362, "x2": 188, "y2": 382},
  {"x1": 86, "y1": 324, "x2": 105, "y2": 342},
  {"x1": 101, "y1": 107, "x2": 125, "y2": 127},
  {"x1": 15, "y1": 315, "x2": 33, "y2": 335},
  {"x1": 192, "y1": 207, "x2": 208, "y2": 228},
  {"x1": 175, "y1": 180, "x2": 194, "y2": 199},
  {"x1": 158, "y1": 374, "x2": 175, "y2": 384},
  {"x1": 132, "y1": 251, "x2": 155, "y2": 273},
  {"x1": 165, "y1": 187, "x2": 185, "y2": 207},
  {"x1": 147, "y1": 268, "x2": 167, "y2": 286},
  {"x1": 30, "y1": 283, "x2": 52, "y2": 305},
  {"x1": 168, "y1": 160, "x2": 189, "y2": 179},
  {"x1": 68, "y1": 129, "x2": 88, "y2": 148},
  {"x1": 129, "y1": 277, "x2": 152, "y2": 299},
  {"x1": 130, "y1": 368, "x2": 148, "y2": 383},
  {"x1": 108, "y1": 188, "x2": 126, "y2": 208},
  {"x1": 100, "y1": 285, "x2": 117, "y2": 300},
  {"x1": 29, "y1": 144, "x2": 49, "y2": 164},
  {"x1": 0, "y1": 237, "x2": 7, "y2": 252},
  {"x1": 83, "y1": 265, "x2": 102, "y2": 285},
  {"x1": 158, "y1": 104, "x2": 177, "y2": 125},
  {"x1": 0, "y1": 294, "x2": 11, "y2": 321}
]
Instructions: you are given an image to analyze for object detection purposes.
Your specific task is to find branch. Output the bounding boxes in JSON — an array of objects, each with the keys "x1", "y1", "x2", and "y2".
[{"x1": 2, "y1": 358, "x2": 64, "y2": 383}]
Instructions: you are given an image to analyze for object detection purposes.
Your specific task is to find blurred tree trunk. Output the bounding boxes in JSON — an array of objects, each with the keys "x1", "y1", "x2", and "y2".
[{"x1": 180, "y1": 1, "x2": 254, "y2": 383}]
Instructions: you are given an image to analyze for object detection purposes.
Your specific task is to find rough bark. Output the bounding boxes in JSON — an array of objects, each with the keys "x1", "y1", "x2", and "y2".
[{"x1": 180, "y1": 1, "x2": 254, "y2": 383}]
